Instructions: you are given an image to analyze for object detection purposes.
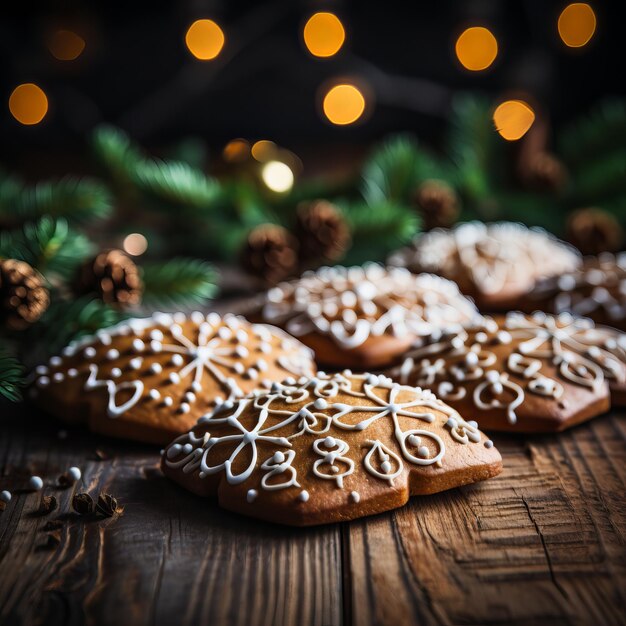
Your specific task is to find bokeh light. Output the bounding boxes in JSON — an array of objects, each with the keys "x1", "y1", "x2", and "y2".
[
  {"x1": 493, "y1": 100, "x2": 536, "y2": 141},
  {"x1": 185, "y1": 19, "x2": 225, "y2": 60},
  {"x1": 251, "y1": 140, "x2": 277, "y2": 162},
  {"x1": 9, "y1": 84, "x2": 49, "y2": 125},
  {"x1": 223, "y1": 139, "x2": 250, "y2": 162},
  {"x1": 558, "y1": 3, "x2": 596, "y2": 48},
  {"x1": 261, "y1": 161, "x2": 294, "y2": 193},
  {"x1": 455, "y1": 27, "x2": 498, "y2": 71},
  {"x1": 123, "y1": 233, "x2": 148, "y2": 256},
  {"x1": 322, "y1": 84, "x2": 366, "y2": 125},
  {"x1": 303, "y1": 12, "x2": 345, "y2": 58},
  {"x1": 49, "y1": 29, "x2": 86, "y2": 61}
]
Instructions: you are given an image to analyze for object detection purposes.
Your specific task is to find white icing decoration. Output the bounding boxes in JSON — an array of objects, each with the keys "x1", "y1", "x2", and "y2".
[
  {"x1": 262, "y1": 264, "x2": 478, "y2": 350},
  {"x1": 312, "y1": 437, "x2": 354, "y2": 488},
  {"x1": 363, "y1": 440, "x2": 403, "y2": 485},
  {"x1": 85, "y1": 364, "x2": 144, "y2": 418},
  {"x1": 260, "y1": 449, "x2": 300, "y2": 490}
]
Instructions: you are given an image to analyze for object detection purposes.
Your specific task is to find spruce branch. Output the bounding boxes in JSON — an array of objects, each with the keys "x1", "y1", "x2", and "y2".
[
  {"x1": 360, "y1": 135, "x2": 447, "y2": 205},
  {"x1": 0, "y1": 216, "x2": 94, "y2": 280},
  {"x1": 0, "y1": 348, "x2": 25, "y2": 402},
  {"x1": 141, "y1": 258, "x2": 218, "y2": 308},
  {"x1": 92, "y1": 124, "x2": 146, "y2": 184}
]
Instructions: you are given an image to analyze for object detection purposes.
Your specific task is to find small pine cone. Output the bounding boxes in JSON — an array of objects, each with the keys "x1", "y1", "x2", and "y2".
[
  {"x1": 295, "y1": 200, "x2": 351, "y2": 262},
  {"x1": 412, "y1": 180, "x2": 459, "y2": 230},
  {"x1": 522, "y1": 152, "x2": 567, "y2": 193},
  {"x1": 240, "y1": 224, "x2": 299, "y2": 286},
  {"x1": 75, "y1": 249, "x2": 142, "y2": 306},
  {"x1": 567, "y1": 208, "x2": 623, "y2": 256},
  {"x1": 0, "y1": 259, "x2": 50, "y2": 330}
]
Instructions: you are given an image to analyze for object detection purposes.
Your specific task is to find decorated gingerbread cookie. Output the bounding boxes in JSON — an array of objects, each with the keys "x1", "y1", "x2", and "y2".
[
  {"x1": 388, "y1": 222, "x2": 581, "y2": 311},
  {"x1": 535, "y1": 253, "x2": 626, "y2": 332},
  {"x1": 30, "y1": 312, "x2": 316, "y2": 445},
  {"x1": 259, "y1": 264, "x2": 479, "y2": 369},
  {"x1": 388, "y1": 312, "x2": 626, "y2": 433},
  {"x1": 161, "y1": 371, "x2": 502, "y2": 526}
]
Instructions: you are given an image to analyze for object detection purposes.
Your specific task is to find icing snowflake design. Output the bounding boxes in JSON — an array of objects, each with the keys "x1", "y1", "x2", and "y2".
[
  {"x1": 33, "y1": 312, "x2": 316, "y2": 418},
  {"x1": 261, "y1": 264, "x2": 478, "y2": 350},
  {"x1": 394, "y1": 312, "x2": 626, "y2": 425},
  {"x1": 163, "y1": 372, "x2": 488, "y2": 504},
  {"x1": 542, "y1": 252, "x2": 626, "y2": 326},
  {"x1": 389, "y1": 222, "x2": 580, "y2": 297}
]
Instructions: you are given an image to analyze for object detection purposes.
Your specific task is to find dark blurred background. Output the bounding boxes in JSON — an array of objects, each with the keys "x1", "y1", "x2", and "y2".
[{"x1": 1, "y1": 1, "x2": 623, "y2": 174}]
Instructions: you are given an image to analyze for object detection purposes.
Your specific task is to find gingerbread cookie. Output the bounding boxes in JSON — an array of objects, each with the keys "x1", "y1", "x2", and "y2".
[
  {"x1": 259, "y1": 264, "x2": 479, "y2": 369},
  {"x1": 388, "y1": 312, "x2": 626, "y2": 433},
  {"x1": 31, "y1": 312, "x2": 316, "y2": 445},
  {"x1": 535, "y1": 253, "x2": 626, "y2": 332},
  {"x1": 388, "y1": 222, "x2": 581, "y2": 311},
  {"x1": 161, "y1": 371, "x2": 502, "y2": 526}
]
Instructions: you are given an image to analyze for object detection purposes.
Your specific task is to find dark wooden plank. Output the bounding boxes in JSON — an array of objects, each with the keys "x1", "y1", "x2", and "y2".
[
  {"x1": 0, "y1": 407, "x2": 344, "y2": 626},
  {"x1": 346, "y1": 411, "x2": 626, "y2": 626}
]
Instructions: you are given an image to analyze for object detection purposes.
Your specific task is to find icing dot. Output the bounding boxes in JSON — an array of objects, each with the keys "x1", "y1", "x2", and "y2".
[
  {"x1": 28, "y1": 476, "x2": 43, "y2": 491},
  {"x1": 407, "y1": 434, "x2": 421, "y2": 447},
  {"x1": 132, "y1": 338, "x2": 145, "y2": 352},
  {"x1": 149, "y1": 389, "x2": 161, "y2": 400},
  {"x1": 98, "y1": 333, "x2": 112, "y2": 346},
  {"x1": 0, "y1": 490, "x2": 11, "y2": 503},
  {"x1": 313, "y1": 398, "x2": 328, "y2": 410},
  {"x1": 67, "y1": 467, "x2": 82, "y2": 482},
  {"x1": 150, "y1": 341, "x2": 163, "y2": 353},
  {"x1": 84, "y1": 347, "x2": 97, "y2": 358},
  {"x1": 191, "y1": 311, "x2": 204, "y2": 324},
  {"x1": 169, "y1": 372, "x2": 181, "y2": 384},
  {"x1": 350, "y1": 491, "x2": 360, "y2": 503},
  {"x1": 246, "y1": 368, "x2": 258, "y2": 380},
  {"x1": 465, "y1": 352, "x2": 479, "y2": 367},
  {"x1": 235, "y1": 346, "x2": 249, "y2": 358},
  {"x1": 37, "y1": 376, "x2": 50, "y2": 387},
  {"x1": 418, "y1": 446, "x2": 430, "y2": 458},
  {"x1": 273, "y1": 451, "x2": 285, "y2": 463},
  {"x1": 259, "y1": 343, "x2": 272, "y2": 354},
  {"x1": 184, "y1": 392, "x2": 196, "y2": 403},
  {"x1": 163, "y1": 397, "x2": 173, "y2": 407},
  {"x1": 49, "y1": 356, "x2": 62, "y2": 367},
  {"x1": 191, "y1": 381, "x2": 202, "y2": 392},
  {"x1": 484, "y1": 440, "x2": 494, "y2": 449},
  {"x1": 173, "y1": 312, "x2": 186, "y2": 324},
  {"x1": 111, "y1": 368, "x2": 122, "y2": 378},
  {"x1": 35, "y1": 365, "x2": 48, "y2": 375},
  {"x1": 256, "y1": 359, "x2": 268, "y2": 372},
  {"x1": 298, "y1": 490, "x2": 310, "y2": 503},
  {"x1": 167, "y1": 444, "x2": 182, "y2": 458},
  {"x1": 106, "y1": 349, "x2": 120, "y2": 360},
  {"x1": 486, "y1": 370, "x2": 500, "y2": 383},
  {"x1": 475, "y1": 332, "x2": 488, "y2": 343},
  {"x1": 129, "y1": 357, "x2": 143, "y2": 370},
  {"x1": 171, "y1": 354, "x2": 184, "y2": 367},
  {"x1": 150, "y1": 330, "x2": 164, "y2": 341},
  {"x1": 183, "y1": 443, "x2": 193, "y2": 454},
  {"x1": 171, "y1": 324, "x2": 183, "y2": 336},
  {"x1": 381, "y1": 460, "x2": 392, "y2": 473},
  {"x1": 53, "y1": 372, "x2": 64, "y2": 382},
  {"x1": 180, "y1": 403, "x2": 191, "y2": 414},
  {"x1": 150, "y1": 363, "x2": 163, "y2": 375},
  {"x1": 247, "y1": 489, "x2": 258, "y2": 503},
  {"x1": 324, "y1": 436, "x2": 336, "y2": 448},
  {"x1": 68, "y1": 368, "x2": 78, "y2": 378},
  {"x1": 218, "y1": 327, "x2": 231, "y2": 340}
]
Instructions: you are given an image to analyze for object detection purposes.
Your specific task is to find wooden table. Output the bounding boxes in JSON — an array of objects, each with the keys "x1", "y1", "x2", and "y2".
[{"x1": 1, "y1": 400, "x2": 625, "y2": 626}]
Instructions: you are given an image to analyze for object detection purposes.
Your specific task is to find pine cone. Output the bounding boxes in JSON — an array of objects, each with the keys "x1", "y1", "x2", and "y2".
[
  {"x1": 521, "y1": 152, "x2": 567, "y2": 193},
  {"x1": 0, "y1": 259, "x2": 50, "y2": 330},
  {"x1": 295, "y1": 200, "x2": 351, "y2": 262},
  {"x1": 567, "y1": 208, "x2": 624, "y2": 256},
  {"x1": 240, "y1": 224, "x2": 299, "y2": 286},
  {"x1": 75, "y1": 249, "x2": 142, "y2": 306},
  {"x1": 412, "y1": 180, "x2": 459, "y2": 230}
]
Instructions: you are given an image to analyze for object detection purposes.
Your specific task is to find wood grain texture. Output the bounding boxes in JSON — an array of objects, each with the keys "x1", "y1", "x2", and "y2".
[{"x1": 1, "y1": 325, "x2": 625, "y2": 626}]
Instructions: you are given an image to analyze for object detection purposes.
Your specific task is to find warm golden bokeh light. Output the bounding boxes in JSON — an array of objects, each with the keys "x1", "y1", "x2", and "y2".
[
  {"x1": 261, "y1": 161, "x2": 294, "y2": 193},
  {"x1": 223, "y1": 139, "x2": 250, "y2": 162},
  {"x1": 123, "y1": 233, "x2": 148, "y2": 256},
  {"x1": 9, "y1": 84, "x2": 49, "y2": 126},
  {"x1": 558, "y1": 3, "x2": 596, "y2": 48},
  {"x1": 455, "y1": 26, "x2": 498, "y2": 71},
  {"x1": 322, "y1": 84, "x2": 366, "y2": 126},
  {"x1": 49, "y1": 29, "x2": 86, "y2": 61},
  {"x1": 185, "y1": 19, "x2": 225, "y2": 60},
  {"x1": 303, "y1": 12, "x2": 345, "y2": 58},
  {"x1": 493, "y1": 100, "x2": 536, "y2": 141},
  {"x1": 251, "y1": 140, "x2": 277, "y2": 162}
]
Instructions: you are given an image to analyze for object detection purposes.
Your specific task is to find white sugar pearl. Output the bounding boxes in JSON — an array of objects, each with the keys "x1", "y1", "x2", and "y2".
[
  {"x1": 163, "y1": 397, "x2": 173, "y2": 407},
  {"x1": 150, "y1": 363, "x2": 163, "y2": 375},
  {"x1": 49, "y1": 356, "x2": 62, "y2": 367},
  {"x1": 350, "y1": 491, "x2": 360, "y2": 503},
  {"x1": 129, "y1": 357, "x2": 143, "y2": 370},
  {"x1": 53, "y1": 372, "x2": 64, "y2": 382},
  {"x1": 484, "y1": 440, "x2": 494, "y2": 449},
  {"x1": 84, "y1": 347, "x2": 97, "y2": 358},
  {"x1": 36, "y1": 365, "x2": 48, "y2": 375},
  {"x1": 68, "y1": 368, "x2": 78, "y2": 378},
  {"x1": 0, "y1": 490, "x2": 11, "y2": 503},
  {"x1": 67, "y1": 467, "x2": 82, "y2": 482},
  {"x1": 247, "y1": 489, "x2": 258, "y2": 503},
  {"x1": 298, "y1": 490, "x2": 310, "y2": 502},
  {"x1": 28, "y1": 476, "x2": 43, "y2": 491},
  {"x1": 132, "y1": 339, "x2": 145, "y2": 352},
  {"x1": 106, "y1": 349, "x2": 120, "y2": 360},
  {"x1": 37, "y1": 377, "x2": 50, "y2": 388},
  {"x1": 111, "y1": 368, "x2": 122, "y2": 378},
  {"x1": 149, "y1": 389, "x2": 161, "y2": 400}
]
